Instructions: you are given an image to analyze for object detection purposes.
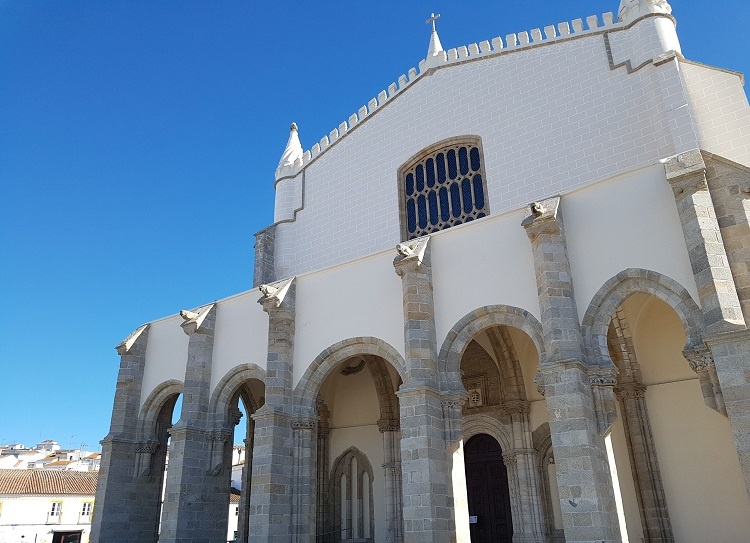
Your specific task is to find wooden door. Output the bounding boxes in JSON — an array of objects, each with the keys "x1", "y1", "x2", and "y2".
[{"x1": 464, "y1": 434, "x2": 513, "y2": 543}]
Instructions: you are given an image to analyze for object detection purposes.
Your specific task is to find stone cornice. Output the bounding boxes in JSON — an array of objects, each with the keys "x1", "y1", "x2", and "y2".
[{"x1": 115, "y1": 324, "x2": 149, "y2": 356}]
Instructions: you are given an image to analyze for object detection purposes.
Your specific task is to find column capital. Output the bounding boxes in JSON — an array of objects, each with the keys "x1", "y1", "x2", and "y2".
[
  {"x1": 258, "y1": 276, "x2": 295, "y2": 312},
  {"x1": 683, "y1": 345, "x2": 714, "y2": 372},
  {"x1": 614, "y1": 381, "x2": 647, "y2": 400},
  {"x1": 521, "y1": 196, "x2": 561, "y2": 242},
  {"x1": 393, "y1": 235, "x2": 430, "y2": 276},
  {"x1": 179, "y1": 303, "x2": 216, "y2": 336},
  {"x1": 664, "y1": 148, "x2": 707, "y2": 195},
  {"x1": 291, "y1": 418, "x2": 317, "y2": 430},
  {"x1": 378, "y1": 419, "x2": 401, "y2": 433}
]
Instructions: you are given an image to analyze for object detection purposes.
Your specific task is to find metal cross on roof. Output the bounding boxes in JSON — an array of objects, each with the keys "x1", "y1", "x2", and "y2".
[{"x1": 426, "y1": 13, "x2": 441, "y2": 32}]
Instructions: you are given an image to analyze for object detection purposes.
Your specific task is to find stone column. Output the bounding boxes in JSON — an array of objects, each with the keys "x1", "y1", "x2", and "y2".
[
  {"x1": 316, "y1": 400, "x2": 332, "y2": 543},
  {"x1": 393, "y1": 236, "x2": 457, "y2": 543},
  {"x1": 160, "y1": 304, "x2": 233, "y2": 543},
  {"x1": 90, "y1": 325, "x2": 156, "y2": 543},
  {"x1": 291, "y1": 416, "x2": 317, "y2": 543},
  {"x1": 615, "y1": 382, "x2": 674, "y2": 543},
  {"x1": 665, "y1": 150, "x2": 750, "y2": 495},
  {"x1": 250, "y1": 277, "x2": 296, "y2": 542},
  {"x1": 380, "y1": 421, "x2": 404, "y2": 543},
  {"x1": 236, "y1": 433, "x2": 254, "y2": 543},
  {"x1": 505, "y1": 401, "x2": 545, "y2": 543},
  {"x1": 522, "y1": 197, "x2": 621, "y2": 543}
]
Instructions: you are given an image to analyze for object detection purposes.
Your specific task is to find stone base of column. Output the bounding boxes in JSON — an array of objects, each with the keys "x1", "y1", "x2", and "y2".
[
  {"x1": 159, "y1": 426, "x2": 231, "y2": 543},
  {"x1": 398, "y1": 384, "x2": 456, "y2": 543},
  {"x1": 539, "y1": 361, "x2": 621, "y2": 543},
  {"x1": 249, "y1": 407, "x2": 294, "y2": 542},
  {"x1": 706, "y1": 329, "x2": 750, "y2": 496}
]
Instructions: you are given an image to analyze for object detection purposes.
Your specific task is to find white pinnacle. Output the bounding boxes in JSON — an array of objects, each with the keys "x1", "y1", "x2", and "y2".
[
  {"x1": 276, "y1": 122, "x2": 303, "y2": 178},
  {"x1": 426, "y1": 13, "x2": 444, "y2": 58}
]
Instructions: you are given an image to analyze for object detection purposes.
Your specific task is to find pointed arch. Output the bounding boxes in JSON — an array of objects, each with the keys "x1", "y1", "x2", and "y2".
[
  {"x1": 208, "y1": 363, "x2": 267, "y2": 427},
  {"x1": 581, "y1": 269, "x2": 703, "y2": 365},
  {"x1": 137, "y1": 379, "x2": 183, "y2": 442},
  {"x1": 293, "y1": 337, "x2": 407, "y2": 415},
  {"x1": 438, "y1": 305, "x2": 545, "y2": 393}
]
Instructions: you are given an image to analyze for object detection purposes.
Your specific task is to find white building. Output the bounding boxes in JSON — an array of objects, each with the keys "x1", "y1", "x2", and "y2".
[{"x1": 91, "y1": 1, "x2": 750, "y2": 542}]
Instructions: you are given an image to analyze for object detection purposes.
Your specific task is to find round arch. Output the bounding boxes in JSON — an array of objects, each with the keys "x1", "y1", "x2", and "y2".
[
  {"x1": 208, "y1": 363, "x2": 267, "y2": 428},
  {"x1": 581, "y1": 268, "x2": 703, "y2": 365},
  {"x1": 293, "y1": 337, "x2": 408, "y2": 415},
  {"x1": 438, "y1": 305, "x2": 545, "y2": 392},
  {"x1": 137, "y1": 379, "x2": 183, "y2": 442},
  {"x1": 462, "y1": 413, "x2": 514, "y2": 453}
]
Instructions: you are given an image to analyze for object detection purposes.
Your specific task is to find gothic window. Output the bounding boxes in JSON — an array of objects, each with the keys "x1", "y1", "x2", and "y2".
[
  {"x1": 331, "y1": 448, "x2": 374, "y2": 543},
  {"x1": 399, "y1": 138, "x2": 489, "y2": 240}
]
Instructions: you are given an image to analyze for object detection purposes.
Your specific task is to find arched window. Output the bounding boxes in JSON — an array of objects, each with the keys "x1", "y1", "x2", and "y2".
[
  {"x1": 331, "y1": 448, "x2": 374, "y2": 543},
  {"x1": 399, "y1": 137, "x2": 489, "y2": 240}
]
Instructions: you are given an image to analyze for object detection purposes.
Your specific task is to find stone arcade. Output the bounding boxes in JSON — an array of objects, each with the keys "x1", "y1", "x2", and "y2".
[{"x1": 91, "y1": 1, "x2": 750, "y2": 542}]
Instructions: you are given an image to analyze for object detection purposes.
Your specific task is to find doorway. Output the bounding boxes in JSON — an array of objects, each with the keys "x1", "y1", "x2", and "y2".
[
  {"x1": 464, "y1": 434, "x2": 513, "y2": 543},
  {"x1": 51, "y1": 531, "x2": 82, "y2": 543}
]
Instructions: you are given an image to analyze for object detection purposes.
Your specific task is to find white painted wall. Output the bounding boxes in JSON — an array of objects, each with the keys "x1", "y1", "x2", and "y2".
[
  {"x1": 141, "y1": 314, "x2": 188, "y2": 408},
  {"x1": 274, "y1": 29, "x2": 677, "y2": 279},
  {"x1": 564, "y1": 164, "x2": 700, "y2": 320},
  {"x1": 211, "y1": 290, "x2": 269, "y2": 394},
  {"x1": 293, "y1": 251, "x2": 405, "y2": 388},
  {"x1": 0, "y1": 495, "x2": 94, "y2": 543},
  {"x1": 682, "y1": 61, "x2": 750, "y2": 167}
]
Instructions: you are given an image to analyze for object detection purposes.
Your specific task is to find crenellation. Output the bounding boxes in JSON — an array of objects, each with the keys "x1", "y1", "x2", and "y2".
[
  {"x1": 377, "y1": 90, "x2": 388, "y2": 105},
  {"x1": 348, "y1": 112, "x2": 358, "y2": 129},
  {"x1": 319, "y1": 135, "x2": 329, "y2": 151},
  {"x1": 544, "y1": 25, "x2": 556, "y2": 40},
  {"x1": 531, "y1": 28, "x2": 543, "y2": 43},
  {"x1": 587, "y1": 14, "x2": 600, "y2": 29},
  {"x1": 407, "y1": 67, "x2": 418, "y2": 81},
  {"x1": 447, "y1": 48, "x2": 458, "y2": 61},
  {"x1": 311, "y1": 143, "x2": 320, "y2": 157},
  {"x1": 558, "y1": 21, "x2": 571, "y2": 36},
  {"x1": 358, "y1": 105, "x2": 368, "y2": 121},
  {"x1": 329, "y1": 128, "x2": 338, "y2": 143},
  {"x1": 572, "y1": 18, "x2": 584, "y2": 33},
  {"x1": 368, "y1": 97, "x2": 378, "y2": 113},
  {"x1": 506, "y1": 33, "x2": 518, "y2": 48},
  {"x1": 603, "y1": 11, "x2": 615, "y2": 26},
  {"x1": 491, "y1": 36, "x2": 503, "y2": 51},
  {"x1": 397, "y1": 74, "x2": 408, "y2": 89},
  {"x1": 457, "y1": 45, "x2": 469, "y2": 59},
  {"x1": 479, "y1": 40, "x2": 491, "y2": 54},
  {"x1": 518, "y1": 31, "x2": 530, "y2": 46},
  {"x1": 468, "y1": 43, "x2": 480, "y2": 56},
  {"x1": 387, "y1": 82, "x2": 398, "y2": 97}
]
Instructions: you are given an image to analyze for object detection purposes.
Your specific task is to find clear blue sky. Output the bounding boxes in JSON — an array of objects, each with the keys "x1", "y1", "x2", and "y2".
[{"x1": 1, "y1": 1, "x2": 748, "y2": 451}]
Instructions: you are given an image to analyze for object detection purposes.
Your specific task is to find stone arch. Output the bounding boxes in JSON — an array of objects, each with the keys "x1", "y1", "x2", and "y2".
[
  {"x1": 438, "y1": 305, "x2": 545, "y2": 393},
  {"x1": 294, "y1": 337, "x2": 407, "y2": 415},
  {"x1": 531, "y1": 423, "x2": 562, "y2": 541},
  {"x1": 462, "y1": 413, "x2": 514, "y2": 453},
  {"x1": 137, "y1": 379, "x2": 183, "y2": 442},
  {"x1": 330, "y1": 446, "x2": 375, "y2": 543},
  {"x1": 366, "y1": 357, "x2": 400, "y2": 426},
  {"x1": 581, "y1": 268, "x2": 704, "y2": 365},
  {"x1": 208, "y1": 363, "x2": 267, "y2": 428}
]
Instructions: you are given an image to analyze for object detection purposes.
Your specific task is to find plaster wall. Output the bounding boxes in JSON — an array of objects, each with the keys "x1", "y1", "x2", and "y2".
[
  {"x1": 682, "y1": 61, "x2": 750, "y2": 167},
  {"x1": 431, "y1": 209, "x2": 540, "y2": 345},
  {"x1": 619, "y1": 294, "x2": 750, "y2": 542},
  {"x1": 292, "y1": 251, "x2": 405, "y2": 388},
  {"x1": 564, "y1": 164, "x2": 700, "y2": 320},
  {"x1": 0, "y1": 495, "x2": 93, "y2": 543},
  {"x1": 210, "y1": 290, "x2": 269, "y2": 393},
  {"x1": 141, "y1": 315, "x2": 188, "y2": 408},
  {"x1": 274, "y1": 31, "x2": 675, "y2": 279}
]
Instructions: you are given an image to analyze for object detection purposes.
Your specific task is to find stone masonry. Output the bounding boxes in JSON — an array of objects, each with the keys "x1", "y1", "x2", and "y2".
[{"x1": 523, "y1": 197, "x2": 621, "y2": 543}]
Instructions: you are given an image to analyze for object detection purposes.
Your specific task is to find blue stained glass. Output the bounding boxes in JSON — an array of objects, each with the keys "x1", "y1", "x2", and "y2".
[
  {"x1": 466, "y1": 216, "x2": 474, "y2": 222},
  {"x1": 462, "y1": 178, "x2": 473, "y2": 213},
  {"x1": 477, "y1": 212, "x2": 486, "y2": 219},
  {"x1": 417, "y1": 195, "x2": 427, "y2": 229},
  {"x1": 450, "y1": 183, "x2": 461, "y2": 217},
  {"x1": 426, "y1": 158, "x2": 436, "y2": 188},
  {"x1": 439, "y1": 187, "x2": 450, "y2": 221},
  {"x1": 406, "y1": 199, "x2": 416, "y2": 233},
  {"x1": 405, "y1": 173, "x2": 414, "y2": 196},
  {"x1": 470, "y1": 147, "x2": 481, "y2": 172},
  {"x1": 416, "y1": 165, "x2": 425, "y2": 192},
  {"x1": 436, "y1": 153, "x2": 446, "y2": 184},
  {"x1": 428, "y1": 191, "x2": 439, "y2": 225},
  {"x1": 473, "y1": 175, "x2": 485, "y2": 209},
  {"x1": 447, "y1": 149, "x2": 457, "y2": 180},
  {"x1": 459, "y1": 147, "x2": 469, "y2": 175}
]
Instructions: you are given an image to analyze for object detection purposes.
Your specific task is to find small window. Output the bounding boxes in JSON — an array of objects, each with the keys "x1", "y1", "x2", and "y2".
[
  {"x1": 81, "y1": 502, "x2": 92, "y2": 516},
  {"x1": 50, "y1": 502, "x2": 62, "y2": 516},
  {"x1": 235, "y1": 505, "x2": 239, "y2": 516},
  {"x1": 399, "y1": 137, "x2": 489, "y2": 240}
]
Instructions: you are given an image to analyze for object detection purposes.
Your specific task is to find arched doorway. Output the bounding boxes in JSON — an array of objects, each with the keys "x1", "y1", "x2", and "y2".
[{"x1": 464, "y1": 433, "x2": 513, "y2": 543}]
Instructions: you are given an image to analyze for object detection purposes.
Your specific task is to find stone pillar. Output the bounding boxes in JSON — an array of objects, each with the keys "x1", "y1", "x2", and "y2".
[
  {"x1": 90, "y1": 325, "x2": 156, "y2": 543},
  {"x1": 250, "y1": 277, "x2": 296, "y2": 542},
  {"x1": 615, "y1": 382, "x2": 674, "y2": 543},
  {"x1": 505, "y1": 401, "x2": 545, "y2": 543},
  {"x1": 236, "y1": 433, "x2": 254, "y2": 543},
  {"x1": 316, "y1": 400, "x2": 332, "y2": 543},
  {"x1": 380, "y1": 421, "x2": 404, "y2": 543},
  {"x1": 393, "y1": 236, "x2": 457, "y2": 543},
  {"x1": 160, "y1": 304, "x2": 232, "y2": 543},
  {"x1": 522, "y1": 197, "x2": 621, "y2": 543},
  {"x1": 665, "y1": 150, "x2": 750, "y2": 495},
  {"x1": 291, "y1": 416, "x2": 317, "y2": 543},
  {"x1": 253, "y1": 225, "x2": 277, "y2": 288}
]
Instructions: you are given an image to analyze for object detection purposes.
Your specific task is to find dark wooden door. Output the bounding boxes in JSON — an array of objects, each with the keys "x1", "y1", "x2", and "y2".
[{"x1": 464, "y1": 434, "x2": 513, "y2": 543}]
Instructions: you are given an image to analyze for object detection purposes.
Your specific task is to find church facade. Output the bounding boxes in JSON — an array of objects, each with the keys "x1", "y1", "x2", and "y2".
[{"x1": 91, "y1": 1, "x2": 750, "y2": 542}]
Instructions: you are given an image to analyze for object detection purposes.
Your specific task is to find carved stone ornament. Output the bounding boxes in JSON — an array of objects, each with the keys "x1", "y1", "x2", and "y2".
[
  {"x1": 134, "y1": 442, "x2": 159, "y2": 454},
  {"x1": 618, "y1": 0, "x2": 672, "y2": 24},
  {"x1": 291, "y1": 418, "x2": 316, "y2": 430},
  {"x1": 501, "y1": 400, "x2": 531, "y2": 416},
  {"x1": 340, "y1": 359, "x2": 366, "y2": 376},
  {"x1": 683, "y1": 346, "x2": 714, "y2": 373},
  {"x1": 115, "y1": 324, "x2": 149, "y2": 356},
  {"x1": 440, "y1": 398, "x2": 465, "y2": 410},
  {"x1": 228, "y1": 406, "x2": 243, "y2": 426},
  {"x1": 394, "y1": 235, "x2": 430, "y2": 269},
  {"x1": 179, "y1": 304, "x2": 215, "y2": 336},
  {"x1": 378, "y1": 419, "x2": 400, "y2": 433},
  {"x1": 257, "y1": 276, "x2": 295, "y2": 310},
  {"x1": 614, "y1": 381, "x2": 647, "y2": 400},
  {"x1": 534, "y1": 372, "x2": 545, "y2": 397},
  {"x1": 521, "y1": 196, "x2": 562, "y2": 241}
]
